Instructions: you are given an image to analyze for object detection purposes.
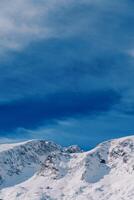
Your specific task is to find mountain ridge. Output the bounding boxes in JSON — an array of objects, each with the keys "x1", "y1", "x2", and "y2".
[{"x1": 0, "y1": 136, "x2": 134, "y2": 200}]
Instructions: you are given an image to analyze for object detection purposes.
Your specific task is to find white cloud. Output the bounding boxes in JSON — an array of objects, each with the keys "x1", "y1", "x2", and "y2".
[
  {"x1": 0, "y1": 0, "x2": 82, "y2": 53},
  {"x1": 0, "y1": 0, "x2": 53, "y2": 53},
  {"x1": 0, "y1": 0, "x2": 133, "y2": 55}
]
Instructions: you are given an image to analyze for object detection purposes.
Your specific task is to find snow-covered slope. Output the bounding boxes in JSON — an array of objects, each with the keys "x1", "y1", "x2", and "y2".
[{"x1": 1, "y1": 136, "x2": 134, "y2": 200}]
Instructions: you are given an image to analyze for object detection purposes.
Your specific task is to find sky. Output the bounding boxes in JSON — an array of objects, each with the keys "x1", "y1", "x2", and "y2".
[{"x1": 0, "y1": 0, "x2": 134, "y2": 149}]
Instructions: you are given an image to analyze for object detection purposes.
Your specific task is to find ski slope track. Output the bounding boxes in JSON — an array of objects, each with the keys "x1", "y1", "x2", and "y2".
[{"x1": 0, "y1": 136, "x2": 134, "y2": 200}]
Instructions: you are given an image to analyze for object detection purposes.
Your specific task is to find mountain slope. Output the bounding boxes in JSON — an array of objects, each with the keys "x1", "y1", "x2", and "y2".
[{"x1": 0, "y1": 136, "x2": 134, "y2": 200}]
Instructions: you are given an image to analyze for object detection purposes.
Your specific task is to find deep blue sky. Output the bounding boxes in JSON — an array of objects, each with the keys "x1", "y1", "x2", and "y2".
[{"x1": 0, "y1": 0, "x2": 134, "y2": 149}]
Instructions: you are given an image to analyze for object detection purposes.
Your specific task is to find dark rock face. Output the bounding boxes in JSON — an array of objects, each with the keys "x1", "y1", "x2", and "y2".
[
  {"x1": 64, "y1": 145, "x2": 82, "y2": 153},
  {"x1": 100, "y1": 159, "x2": 106, "y2": 164}
]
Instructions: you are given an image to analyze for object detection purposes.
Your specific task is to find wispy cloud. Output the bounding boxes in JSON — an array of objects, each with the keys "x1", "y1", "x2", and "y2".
[
  {"x1": 0, "y1": 0, "x2": 133, "y2": 54},
  {"x1": 0, "y1": 0, "x2": 87, "y2": 53},
  {"x1": 0, "y1": 0, "x2": 68, "y2": 53}
]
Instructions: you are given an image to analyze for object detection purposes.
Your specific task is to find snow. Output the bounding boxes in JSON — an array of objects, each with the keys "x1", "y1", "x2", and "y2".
[
  {"x1": 0, "y1": 141, "x2": 29, "y2": 153},
  {"x1": 1, "y1": 136, "x2": 134, "y2": 199}
]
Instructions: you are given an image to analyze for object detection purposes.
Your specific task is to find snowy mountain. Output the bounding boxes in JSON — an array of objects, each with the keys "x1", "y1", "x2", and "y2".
[{"x1": 0, "y1": 136, "x2": 134, "y2": 200}]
